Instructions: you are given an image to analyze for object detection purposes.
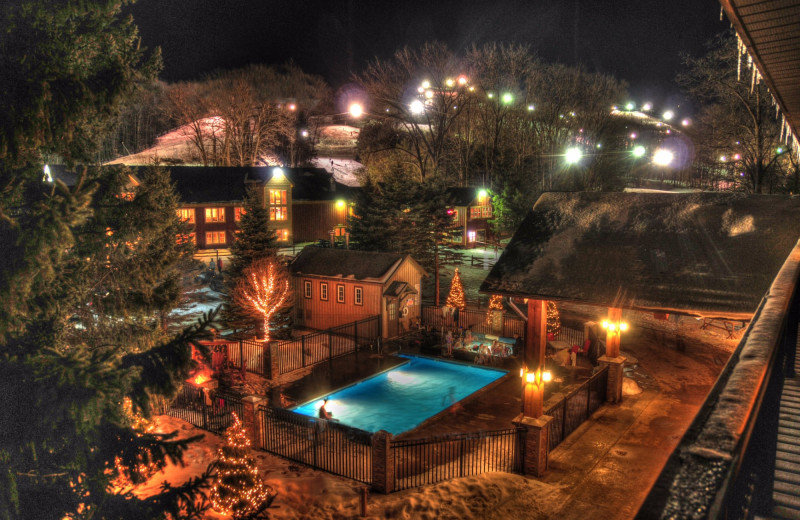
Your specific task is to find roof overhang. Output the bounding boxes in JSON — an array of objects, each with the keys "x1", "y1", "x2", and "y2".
[{"x1": 721, "y1": 0, "x2": 800, "y2": 137}]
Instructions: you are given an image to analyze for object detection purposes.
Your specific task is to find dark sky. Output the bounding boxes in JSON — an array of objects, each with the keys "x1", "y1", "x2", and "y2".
[{"x1": 126, "y1": 0, "x2": 726, "y2": 107}]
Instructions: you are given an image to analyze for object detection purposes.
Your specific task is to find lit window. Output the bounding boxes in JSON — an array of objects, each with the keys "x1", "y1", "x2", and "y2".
[
  {"x1": 205, "y1": 231, "x2": 226, "y2": 245},
  {"x1": 276, "y1": 229, "x2": 289, "y2": 241},
  {"x1": 205, "y1": 207, "x2": 226, "y2": 223},
  {"x1": 355, "y1": 287, "x2": 363, "y2": 306},
  {"x1": 177, "y1": 208, "x2": 195, "y2": 223},
  {"x1": 468, "y1": 231, "x2": 476, "y2": 243},
  {"x1": 320, "y1": 282, "x2": 328, "y2": 301},
  {"x1": 177, "y1": 232, "x2": 196, "y2": 245},
  {"x1": 234, "y1": 207, "x2": 246, "y2": 221},
  {"x1": 388, "y1": 302, "x2": 396, "y2": 321},
  {"x1": 337, "y1": 284, "x2": 345, "y2": 303},
  {"x1": 270, "y1": 206, "x2": 287, "y2": 221},
  {"x1": 269, "y1": 190, "x2": 287, "y2": 205},
  {"x1": 304, "y1": 281, "x2": 311, "y2": 299}
]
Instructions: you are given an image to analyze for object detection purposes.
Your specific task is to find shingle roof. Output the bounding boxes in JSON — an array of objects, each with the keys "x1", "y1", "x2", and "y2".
[
  {"x1": 289, "y1": 247, "x2": 409, "y2": 281},
  {"x1": 479, "y1": 191, "x2": 800, "y2": 318}
]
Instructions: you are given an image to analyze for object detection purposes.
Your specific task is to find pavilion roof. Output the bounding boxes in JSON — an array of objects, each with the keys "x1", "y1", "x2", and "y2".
[{"x1": 479, "y1": 191, "x2": 800, "y2": 318}]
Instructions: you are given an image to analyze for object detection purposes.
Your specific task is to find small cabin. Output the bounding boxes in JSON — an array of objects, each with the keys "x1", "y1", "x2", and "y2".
[{"x1": 289, "y1": 247, "x2": 427, "y2": 338}]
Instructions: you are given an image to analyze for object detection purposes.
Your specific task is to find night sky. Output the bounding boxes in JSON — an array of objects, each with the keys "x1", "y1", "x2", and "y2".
[{"x1": 126, "y1": 0, "x2": 726, "y2": 107}]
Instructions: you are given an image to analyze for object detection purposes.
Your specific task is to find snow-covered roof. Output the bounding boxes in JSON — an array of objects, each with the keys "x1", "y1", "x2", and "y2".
[
  {"x1": 289, "y1": 247, "x2": 424, "y2": 282},
  {"x1": 480, "y1": 191, "x2": 800, "y2": 318}
]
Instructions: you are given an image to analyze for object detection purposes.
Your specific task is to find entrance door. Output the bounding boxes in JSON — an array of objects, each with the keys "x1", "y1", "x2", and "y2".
[{"x1": 387, "y1": 300, "x2": 399, "y2": 337}]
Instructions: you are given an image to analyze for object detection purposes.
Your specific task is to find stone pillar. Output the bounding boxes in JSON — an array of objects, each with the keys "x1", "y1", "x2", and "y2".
[
  {"x1": 371, "y1": 430, "x2": 394, "y2": 494},
  {"x1": 513, "y1": 413, "x2": 553, "y2": 477},
  {"x1": 599, "y1": 355, "x2": 625, "y2": 404},
  {"x1": 605, "y1": 307, "x2": 623, "y2": 358},
  {"x1": 242, "y1": 395, "x2": 265, "y2": 448}
]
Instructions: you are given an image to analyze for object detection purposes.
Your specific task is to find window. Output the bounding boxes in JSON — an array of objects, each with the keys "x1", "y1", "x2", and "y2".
[
  {"x1": 336, "y1": 284, "x2": 345, "y2": 303},
  {"x1": 269, "y1": 190, "x2": 287, "y2": 205},
  {"x1": 320, "y1": 282, "x2": 328, "y2": 301},
  {"x1": 354, "y1": 287, "x2": 363, "y2": 306},
  {"x1": 470, "y1": 206, "x2": 493, "y2": 218},
  {"x1": 270, "y1": 206, "x2": 287, "y2": 221},
  {"x1": 276, "y1": 229, "x2": 289, "y2": 241},
  {"x1": 177, "y1": 208, "x2": 195, "y2": 223},
  {"x1": 269, "y1": 189, "x2": 287, "y2": 221},
  {"x1": 304, "y1": 281, "x2": 312, "y2": 299},
  {"x1": 177, "y1": 232, "x2": 196, "y2": 245},
  {"x1": 205, "y1": 207, "x2": 226, "y2": 223},
  {"x1": 467, "y1": 230, "x2": 476, "y2": 243},
  {"x1": 234, "y1": 207, "x2": 245, "y2": 221},
  {"x1": 388, "y1": 301, "x2": 397, "y2": 321},
  {"x1": 205, "y1": 231, "x2": 226, "y2": 245}
]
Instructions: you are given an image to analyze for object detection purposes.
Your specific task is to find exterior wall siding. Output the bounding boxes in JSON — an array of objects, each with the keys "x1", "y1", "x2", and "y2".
[
  {"x1": 294, "y1": 276, "x2": 383, "y2": 331},
  {"x1": 292, "y1": 202, "x2": 347, "y2": 243}
]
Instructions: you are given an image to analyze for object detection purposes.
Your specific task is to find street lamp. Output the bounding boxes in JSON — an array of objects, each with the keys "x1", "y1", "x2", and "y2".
[
  {"x1": 348, "y1": 103, "x2": 364, "y2": 118},
  {"x1": 632, "y1": 145, "x2": 646, "y2": 158},
  {"x1": 409, "y1": 99, "x2": 425, "y2": 115},
  {"x1": 565, "y1": 147, "x2": 583, "y2": 165},
  {"x1": 652, "y1": 148, "x2": 674, "y2": 166},
  {"x1": 662, "y1": 110, "x2": 674, "y2": 121}
]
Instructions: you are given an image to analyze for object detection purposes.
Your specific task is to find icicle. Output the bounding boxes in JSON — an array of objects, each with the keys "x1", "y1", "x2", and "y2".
[
  {"x1": 780, "y1": 115, "x2": 786, "y2": 143},
  {"x1": 737, "y1": 48, "x2": 742, "y2": 81},
  {"x1": 750, "y1": 65, "x2": 756, "y2": 93}
]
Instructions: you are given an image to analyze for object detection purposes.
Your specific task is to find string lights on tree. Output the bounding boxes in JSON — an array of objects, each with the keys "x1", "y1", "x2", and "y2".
[
  {"x1": 486, "y1": 294, "x2": 503, "y2": 324},
  {"x1": 233, "y1": 257, "x2": 294, "y2": 342},
  {"x1": 546, "y1": 301, "x2": 561, "y2": 337},
  {"x1": 445, "y1": 268, "x2": 466, "y2": 310},
  {"x1": 210, "y1": 413, "x2": 277, "y2": 519}
]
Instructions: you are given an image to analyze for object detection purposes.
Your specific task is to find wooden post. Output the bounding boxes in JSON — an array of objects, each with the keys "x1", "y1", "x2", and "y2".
[
  {"x1": 524, "y1": 300, "x2": 547, "y2": 418},
  {"x1": 371, "y1": 430, "x2": 394, "y2": 493},
  {"x1": 605, "y1": 307, "x2": 623, "y2": 358}
]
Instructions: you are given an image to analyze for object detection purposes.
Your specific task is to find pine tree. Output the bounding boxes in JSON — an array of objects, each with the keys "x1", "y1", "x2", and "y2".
[
  {"x1": 223, "y1": 186, "x2": 278, "y2": 336},
  {"x1": 0, "y1": 2, "x2": 211, "y2": 518},
  {"x1": 210, "y1": 413, "x2": 277, "y2": 519},
  {"x1": 446, "y1": 268, "x2": 466, "y2": 310},
  {"x1": 546, "y1": 301, "x2": 561, "y2": 337}
]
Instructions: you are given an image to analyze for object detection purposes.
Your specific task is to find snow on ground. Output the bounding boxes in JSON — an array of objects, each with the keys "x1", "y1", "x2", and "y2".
[
  {"x1": 169, "y1": 286, "x2": 224, "y2": 331},
  {"x1": 312, "y1": 157, "x2": 363, "y2": 187},
  {"x1": 136, "y1": 415, "x2": 552, "y2": 520}
]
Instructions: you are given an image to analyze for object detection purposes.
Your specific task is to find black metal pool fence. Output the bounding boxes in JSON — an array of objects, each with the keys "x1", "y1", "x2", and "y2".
[
  {"x1": 545, "y1": 365, "x2": 609, "y2": 451},
  {"x1": 164, "y1": 384, "x2": 244, "y2": 435}
]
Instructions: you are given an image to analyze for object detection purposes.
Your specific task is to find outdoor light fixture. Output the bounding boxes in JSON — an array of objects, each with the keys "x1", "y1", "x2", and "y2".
[
  {"x1": 602, "y1": 320, "x2": 629, "y2": 333},
  {"x1": 565, "y1": 147, "x2": 583, "y2": 164},
  {"x1": 445, "y1": 78, "x2": 454, "y2": 87},
  {"x1": 682, "y1": 118, "x2": 691, "y2": 126},
  {"x1": 643, "y1": 102, "x2": 653, "y2": 111},
  {"x1": 528, "y1": 104, "x2": 535, "y2": 111},
  {"x1": 421, "y1": 80, "x2": 431, "y2": 89},
  {"x1": 336, "y1": 200, "x2": 346, "y2": 209},
  {"x1": 662, "y1": 110, "x2": 674, "y2": 120},
  {"x1": 521, "y1": 367, "x2": 552, "y2": 386},
  {"x1": 632, "y1": 145, "x2": 646, "y2": 158},
  {"x1": 272, "y1": 167, "x2": 285, "y2": 179},
  {"x1": 409, "y1": 99, "x2": 425, "y2": 115},
  {"x1": 348, "y1": 103, "x2": 364, "y2": 118},
  {"x1": 501, "y1": 92, "x2": 514, "y2": 104},
  {"x1": 478, "y1": 189, "x2": 488, "y2": 201},
  {"x1": 653, "y1": 148, "x2": 674, "y2": 166},
  {"x1": 457, "y1": 75, "x2": 468, "y2": 85},
  {"x1": 625, "y1": 102, "x2": 635, "y2": 111},
  {"x1": 43, "y1": 164, "x2": 53, "y2": 183}
]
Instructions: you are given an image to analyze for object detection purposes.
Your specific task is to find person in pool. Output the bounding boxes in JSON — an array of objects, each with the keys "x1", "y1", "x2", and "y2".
[{"x1": 319, "y1": 398, "x2": 333, "y2": 420}]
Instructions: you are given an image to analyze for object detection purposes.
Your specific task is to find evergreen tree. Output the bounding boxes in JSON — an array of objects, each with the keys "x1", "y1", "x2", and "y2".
[
  {"x1": 210, "y1": 413, "x2": 276, "y2": 519},
  {"x1": 546, "y1": 301, "x2": 561, "y2": 337},
  {"x1": 446, "y1": 268, "x2": 466, "y2": 310},
  {"x1": 0, "y1": 2, "x2": 212, "y2": 518},
  {"x1": 223, "y1": 186, "x2": 278, "y2": 336}
]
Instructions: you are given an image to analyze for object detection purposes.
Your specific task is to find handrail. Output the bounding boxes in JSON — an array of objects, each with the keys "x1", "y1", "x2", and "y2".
[{"x1": 637, "y1": 239, "x2": 800, "y2": 518}]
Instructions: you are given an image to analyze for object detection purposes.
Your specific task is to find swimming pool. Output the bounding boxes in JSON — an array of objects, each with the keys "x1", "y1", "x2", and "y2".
[{"x1": 292, "y1": 355, "x2": 507, "y2": 435}]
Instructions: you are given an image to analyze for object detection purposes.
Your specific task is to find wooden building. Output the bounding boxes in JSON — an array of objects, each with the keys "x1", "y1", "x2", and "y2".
[
  {"x1": 289, "y1": 247, "x2": 427, "y2": 338},
  {"x1": 129, "y1": 166, "x2": 353, "y2": 255},
  {"x1": 446, "y1": 187, "x2": 494, "y2": 247}
]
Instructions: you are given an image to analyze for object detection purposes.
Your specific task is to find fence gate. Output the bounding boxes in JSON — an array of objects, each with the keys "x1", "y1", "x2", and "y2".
[{"x1": 258, "y1": 406, "x2": 373, "y2": 484}]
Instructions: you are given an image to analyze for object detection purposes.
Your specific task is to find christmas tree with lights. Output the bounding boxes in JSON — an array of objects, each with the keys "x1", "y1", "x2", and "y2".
[
  {"x1": 210, "y1": 413, "x2": 276, "y2": 519},
  {"x1": 445, "y1": 268, "x2": 466, "y2": 310},
  {"x1": 546, "y1": 301, "x2": 561, "y2": 337},
  {"x1": 486, "y1": 294, "x2": 503, "y2": 324}
]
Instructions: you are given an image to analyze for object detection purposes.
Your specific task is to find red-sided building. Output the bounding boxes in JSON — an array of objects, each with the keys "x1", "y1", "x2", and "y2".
[
  {"x1": 289, "y1": 247, "x2": 427, "y2": 338},
  {"x1": 445, "y1": 187, "x2": 494, "y2": 247}
]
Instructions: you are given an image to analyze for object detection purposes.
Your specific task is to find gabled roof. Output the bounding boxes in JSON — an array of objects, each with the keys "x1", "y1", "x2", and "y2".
[
  {"x1": 480, "y1": 191, "x2": 800, "y2": 318},
  {"x1": 289, "y1": 247, "x2": 425, "y2": 282},
  {"x1": 446, "y1": 187, "x2": 480, "y2": 207},
  {"x1": 384, "y1": 281, "x2": 417, "y2": 298},
  {"x1": 126, "y1": 166, "x2": 352, "y2": 204}
]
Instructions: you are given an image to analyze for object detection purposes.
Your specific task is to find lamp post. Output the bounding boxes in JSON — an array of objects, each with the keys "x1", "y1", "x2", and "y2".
[{"x1": 520, "y1": 366, "x2": 552, "y2": 418}]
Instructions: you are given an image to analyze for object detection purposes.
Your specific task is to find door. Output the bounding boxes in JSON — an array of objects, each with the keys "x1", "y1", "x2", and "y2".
[{"x1": 387, "y1": 300, "x2": 399, "y2": 337}]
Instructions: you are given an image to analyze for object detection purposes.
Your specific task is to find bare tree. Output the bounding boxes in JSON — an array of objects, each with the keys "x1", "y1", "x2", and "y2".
[{"x1": 233, "y1": 257, "x2": 294, "y2": 342}]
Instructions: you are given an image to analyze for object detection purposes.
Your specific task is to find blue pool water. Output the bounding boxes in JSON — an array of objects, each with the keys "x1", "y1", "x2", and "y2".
[{"x1": 292, "y1": 355, "x2": 507, "y2": 435}]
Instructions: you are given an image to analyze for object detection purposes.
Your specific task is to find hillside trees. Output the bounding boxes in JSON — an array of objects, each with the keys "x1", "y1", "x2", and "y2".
[
  {"x1": 0, "y1": 1, "x2": 212, "y2": 518},
  {"x1": 164, "y1": 64, "x2": 328, "y2": 167},
  {"x1": 679, "y1": 32, "x2": 785, "y2": 193}
]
